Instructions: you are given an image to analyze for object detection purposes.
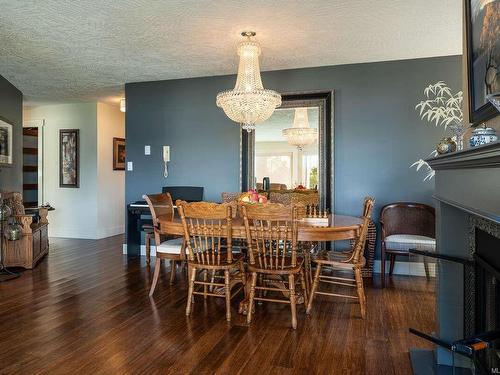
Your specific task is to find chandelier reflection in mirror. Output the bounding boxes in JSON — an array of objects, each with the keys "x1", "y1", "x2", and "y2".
[
  {"x1": 282, "y1": 108, "x2": 318, "y2": 150},
  {"x1": 216, "y1": 31, "x2": 281, "y2": 132}
]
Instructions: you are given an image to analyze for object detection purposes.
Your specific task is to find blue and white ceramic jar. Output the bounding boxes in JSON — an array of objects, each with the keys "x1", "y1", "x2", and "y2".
[{"x1": 469, "y1": 125, "x2": 498, "y2": 147}]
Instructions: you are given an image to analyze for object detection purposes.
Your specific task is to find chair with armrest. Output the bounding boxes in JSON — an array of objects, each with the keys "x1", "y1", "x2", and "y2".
[
  {"x1": 380, "y1": 202, "x2": 435, "y2": 287},
  {"x1": 306, "y1": 197, "x2": 374, "y2": 319},
  {"x1": 143, "y1": 193, "x2": 185, "y2": 296}
]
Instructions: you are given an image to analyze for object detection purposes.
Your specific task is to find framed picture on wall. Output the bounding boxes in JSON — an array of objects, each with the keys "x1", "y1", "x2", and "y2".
[
  {"x1": 59, "y1": 129, "x2": 79, "y2": 188},
  {"x1": 465, "y1": 0, "x2": 499, "y2": 124},
  {"x1": 0, "y1": 117, "x2": 13, "y2": 167},
  {"x1": 113, "y1": 137, "x2": 126, "y2": 170}
]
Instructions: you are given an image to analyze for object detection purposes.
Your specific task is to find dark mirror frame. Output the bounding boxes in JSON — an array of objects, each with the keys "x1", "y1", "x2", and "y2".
[{"x1": 241, "y1": 90, "x2": 334, "y2": 210}]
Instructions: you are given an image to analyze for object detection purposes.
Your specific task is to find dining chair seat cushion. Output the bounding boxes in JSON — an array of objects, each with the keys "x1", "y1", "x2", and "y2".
[
  {"x1": 247, "y1": 257, "x2": 304, "y2": 275},
  {"x1": 156, "y1": 237, "x2": 184, "y2": 254},
  {"x1": 384, "y1": 234, "x2": 435, "y2": 252}
]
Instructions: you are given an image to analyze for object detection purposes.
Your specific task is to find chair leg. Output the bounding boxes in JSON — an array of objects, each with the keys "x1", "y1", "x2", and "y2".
[
  {"x1": 381, "y1": 243, "x2": 386, "y2": 288},
  {"x1": 186, "y1": 265, "x2": 196, "y2": 316},
  {"x1": 169, "y1": 260, "x2": 177, "y2": 285},
  {"x1": 224, "y1": 269, "x2": 231, "y2": 322},
  {"x1": 145, "y1": 233, "x2": 151, "y2": 265},
  {"x1": 239, "y1": 261, "x2": 247, "y2": 289},
  {"x1": 289, "y1": 274, "x2": 297, "y2": 329},
  {"x1": 389, "y1": 254, "x2": 396, "y2": 275},
  {"x1": 306, "y1": 263, "x2": 322, "y2": 314},
  {"x1": 354, "y1": 267, "x2": 366, "y2": 319},
  {"x1": 149, "y1": 258, "x2": 161, "y2": 297},
  {"x1": 300, "y1": 268, "x2": 308, "y2": 307},
  {"x1": 423, "y1": 257, "x2": 430, "y2": 280},
  {"x1": 247, "y1": 272, "x2": 257, "y2": 324},
  {"x1": 209, "y1": 270, "x2": 216, "y2": 292},
  {"x1": 203, "y1": 270, "x2": 208, "y2": 299}
]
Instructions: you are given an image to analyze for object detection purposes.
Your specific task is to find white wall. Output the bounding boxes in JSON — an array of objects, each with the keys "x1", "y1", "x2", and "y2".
[
  {"x1": 96, "y1": 102, "x2": 125, "y2": 238},
  {"x1": 24, "y1": 103, "x2": 99, "y2": 238},
  {"x1": 24, "y1": 102, "x2": 125, "y2": 239}
]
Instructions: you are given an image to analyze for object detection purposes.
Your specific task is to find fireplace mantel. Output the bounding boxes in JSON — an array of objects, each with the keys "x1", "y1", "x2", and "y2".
[
  {"x1": 427, "y1": 141, "x2": 500, "y2": 170},
  {"x1": 426, "y1": 142, "x2": 500, "y2": 224}
]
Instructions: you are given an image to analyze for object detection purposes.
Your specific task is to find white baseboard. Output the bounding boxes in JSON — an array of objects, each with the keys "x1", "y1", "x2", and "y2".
[{"x1": 373, "y1": 260, "x2": 436, "y2": 277}]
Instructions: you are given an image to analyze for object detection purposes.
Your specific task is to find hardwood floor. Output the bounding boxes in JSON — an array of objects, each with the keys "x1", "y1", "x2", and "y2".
[{"x1": 0, "y1": 235, "x2": 434, "y2": 374}]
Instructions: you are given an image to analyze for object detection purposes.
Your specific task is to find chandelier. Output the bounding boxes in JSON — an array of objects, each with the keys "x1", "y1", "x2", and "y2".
[
  {"x1": 216, "y1": 31, "x2": 281, "y2": 132},
  {"x1": 282, "y1": 108, "x2": 318, "y2": 150}
]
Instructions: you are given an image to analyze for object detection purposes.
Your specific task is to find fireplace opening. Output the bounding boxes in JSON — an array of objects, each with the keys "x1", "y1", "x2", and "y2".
[
  {"x1": 409, "y1": 222, "x2": 500, "y2": 374},
  {"x1": 472, "y1": 228, "x2": 500, "y2": 372}
]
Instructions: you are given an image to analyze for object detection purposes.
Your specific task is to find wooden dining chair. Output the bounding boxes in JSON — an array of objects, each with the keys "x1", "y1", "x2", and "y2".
[
  {"x1": 144, "y1": 193, "x2": 185, "y2": 297},
  {"x1": 306, "y1": 197, "x2": 374, "y2": 319},
  {"x1": 242, "y1": 203, "x2": 308, "y2": 329},
  {"x1": 177, "y1": 201, "x2": 246, "y2": 322}
]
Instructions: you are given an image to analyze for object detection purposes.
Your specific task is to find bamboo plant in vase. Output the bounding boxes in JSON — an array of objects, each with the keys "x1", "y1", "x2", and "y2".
[{"x1": 411, "y1": 81, "x2": 467, "y2": 181}]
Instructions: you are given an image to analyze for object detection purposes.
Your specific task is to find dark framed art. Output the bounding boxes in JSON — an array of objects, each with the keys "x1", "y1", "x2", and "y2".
[
  {"x1": 113, "y1": 137, "x2": 126, "y2": 170},
  {"x1": 59, "y1": 129, "x2": 79, "y2": 188},
  {"x1": 0, "y1": 117, "x2": 13, "y2": 167},
  {"x1": 465, "y1": 0, "x2": 499, "y2": 124}
]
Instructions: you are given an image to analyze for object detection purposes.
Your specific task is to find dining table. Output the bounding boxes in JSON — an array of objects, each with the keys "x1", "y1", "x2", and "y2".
[
  {"x1": 158, "y1": 213, "x2": 364, "y2": 242},
  {"x1": 158, "y1": 212, "x2": 364, "y2": 313}
]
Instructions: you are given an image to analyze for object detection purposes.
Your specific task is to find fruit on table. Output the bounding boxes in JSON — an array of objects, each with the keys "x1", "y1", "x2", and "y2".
[{"x1": 240, "y1": 189, "x2": 267, "y2": 203}]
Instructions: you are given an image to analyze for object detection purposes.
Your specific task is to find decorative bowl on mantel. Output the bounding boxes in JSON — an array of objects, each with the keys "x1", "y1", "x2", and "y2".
[{"x1": 469, "y1": 125, "x2": 498, "y2": 148}]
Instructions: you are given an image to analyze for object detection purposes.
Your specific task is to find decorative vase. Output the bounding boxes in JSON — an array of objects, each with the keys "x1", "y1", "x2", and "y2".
[
  {"x1": 436, "y1": 137, "x2": 457, "y2": 154},
  {"x1": 469, "y1": 125, "x2": 498, "y2": 147},
  {"x1": 449, "y1": 123, "x2": 468, "y2": 151},
  {"x1": 262, "y1": 177, "x2": 270, "y2": 191},
  {"x1": 0, "y1": 203, "x2": 12, "y2": 221},
  {"x1": 5, "y1": 221, "x2": 22, "y2": 241}
]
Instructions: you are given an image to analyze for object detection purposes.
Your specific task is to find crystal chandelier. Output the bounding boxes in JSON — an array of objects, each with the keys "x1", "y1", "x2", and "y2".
[
  {"x1": 216, "y1": 31, "x2": 281, "y2": 132},
  {"x1": 282, "y1": 108, "x2": 318, "y2": 151}
]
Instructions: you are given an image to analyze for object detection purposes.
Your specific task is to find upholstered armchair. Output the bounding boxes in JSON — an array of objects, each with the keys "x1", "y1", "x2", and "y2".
[{"x1": 380, "y1": 202, "x2": 435, "y2": 287}]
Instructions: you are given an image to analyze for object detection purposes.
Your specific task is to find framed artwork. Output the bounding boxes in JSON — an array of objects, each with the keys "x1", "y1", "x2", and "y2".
[
  {"x1": 59, "y1": 129, "x2": 79, "y2": 188},
  {"x1": 113, "y1": 137, "x2": 126, "y2": 170},
  {"x1": 0, "y1": 118, "x2": 13, "y2": 167},
  {"x1": 465, "y1": 0, "x2": 499, "y2": 124}
]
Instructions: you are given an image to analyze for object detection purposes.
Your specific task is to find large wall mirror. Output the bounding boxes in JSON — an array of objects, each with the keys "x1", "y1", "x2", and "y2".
[{"x1": 242, "y1": 90, "x2": 334, "y2": 210}]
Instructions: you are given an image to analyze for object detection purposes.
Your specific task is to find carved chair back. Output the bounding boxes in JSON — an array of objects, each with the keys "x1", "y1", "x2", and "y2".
[
  {"x1": 143, "y1": 193, "x2": 175, "y2": 244},
  {"x1": 242, "y1": 203, "x2": 298, "y2": 270},
  {"x1": 380, "y1": 202, "x2": 435, "y2": 239},
  {"x1": 352, "y1": 197, "x2": 375, "y2": 264},
  {"x1": 177, "y1": 201, "x2": 233, "y2": 265}
]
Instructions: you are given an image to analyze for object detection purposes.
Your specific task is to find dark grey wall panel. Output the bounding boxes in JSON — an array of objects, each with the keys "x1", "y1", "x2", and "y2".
[
  {"x1": 0, "y1": 75, "x2": 23, "y2": 192},
  {"x1": 125, "y1": 56, "x2": 462, "y2": 255}
]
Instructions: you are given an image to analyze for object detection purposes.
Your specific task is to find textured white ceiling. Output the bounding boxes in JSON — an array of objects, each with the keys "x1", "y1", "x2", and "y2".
[{"x1": 0, "y1": 0, "x2": 462, "y2": 105}]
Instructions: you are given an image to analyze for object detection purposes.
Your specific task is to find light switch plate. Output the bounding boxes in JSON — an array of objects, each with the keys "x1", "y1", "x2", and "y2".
[
  {"x1": 127, "y1": 161, "x2": 133, "y2": 171},
  {"x1": 144, "y1": 145, "x2": 151, "y2": 155}
]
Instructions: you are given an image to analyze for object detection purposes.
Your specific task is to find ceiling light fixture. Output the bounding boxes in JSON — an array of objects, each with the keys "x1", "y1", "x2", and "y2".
[
  {"x1": 120, "y1": 98, "x2": 126, "y2": 112},
  {"x1": 216, "y1": 31, "x2": 281, "y2": 132},
  {"x1": 282, "y1": 108, "x2": 318, "y2": 151}
]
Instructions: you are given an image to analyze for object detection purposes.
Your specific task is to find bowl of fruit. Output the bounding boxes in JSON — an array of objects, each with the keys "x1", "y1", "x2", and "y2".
[{"x1": 239, "y1": 189, "x2": 268, "y2": 204}]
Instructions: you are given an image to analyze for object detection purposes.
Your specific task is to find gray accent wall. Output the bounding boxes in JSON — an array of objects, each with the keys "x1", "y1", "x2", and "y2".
[
  {"x1": 0, "y1": 74, "x2": 23, "y2": 192},
  {"x1": 125, "y1": 56, "x2": 462, "y2": 255}
]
